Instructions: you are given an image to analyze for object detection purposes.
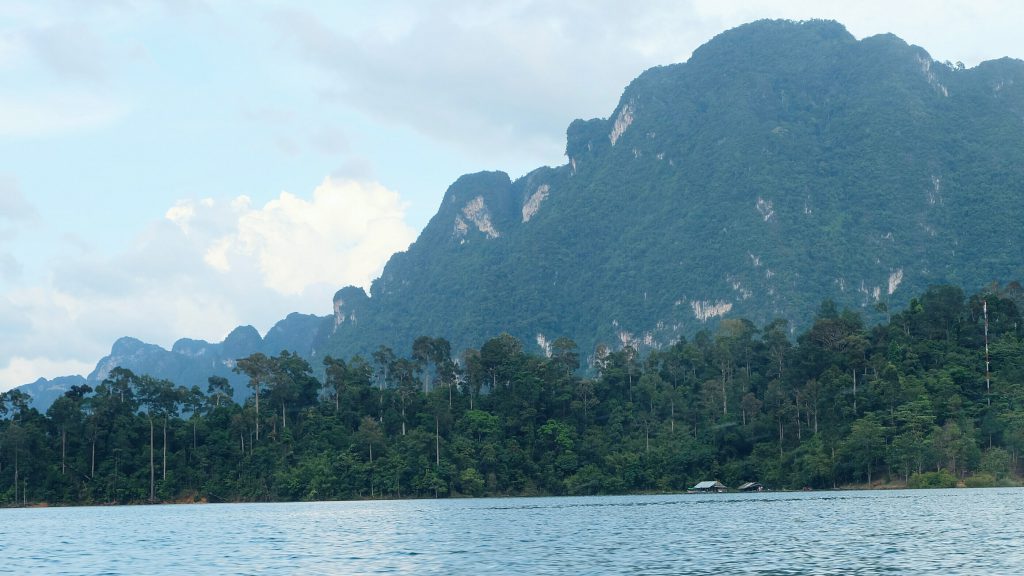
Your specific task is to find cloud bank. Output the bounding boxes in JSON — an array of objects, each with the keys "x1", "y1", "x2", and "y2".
[
  {"x1": 269, "y1": 0, "x2": 1024, "y2": 172},
  {"x1": 270, "y1": 1, "x2": 716, "y2": 165},
  {"x1": 199, "y1": 178, "x2": 414, "y2": 295},
  {"x1": 0, "y1": 177, "x2": 415, "y2": 391}
]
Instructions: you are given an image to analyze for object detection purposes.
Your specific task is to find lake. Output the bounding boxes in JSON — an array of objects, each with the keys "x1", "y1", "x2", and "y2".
[{"x1": 2, "y1": 488, "x2": 1022, "y2": 574}]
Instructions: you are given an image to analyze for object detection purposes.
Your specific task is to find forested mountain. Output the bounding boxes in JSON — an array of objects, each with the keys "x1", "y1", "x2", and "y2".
[
  {"x1": 2, "y1": 285, "x2": 1022, "y2": 505},
  {"x1": 325, "y1": 19, "x2": 1024, "y2": 364},
  {"x1": 16, "y1": 19, "x2": 1024, "y2": 410},
  {"x1": 18, "y1": 313, "x2": 332, "y2": 410}
]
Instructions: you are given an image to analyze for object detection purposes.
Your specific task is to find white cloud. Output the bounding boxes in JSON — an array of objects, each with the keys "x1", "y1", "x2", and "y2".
[
  {"x1": 205, "y1": 177, "x2": 416, "y2": 294},
  {"x1": 203, "y1": 237, "x2": 233, "y2": 272},
  {"x1": 165, "y1": 200, "x2": 197, "y2": 234},
  {"x1": 231, "y1": 195, "x2": 252, "y2": 212},
  {"x1": 0, "y1": 176, "x2": 416, "y2": 391}
]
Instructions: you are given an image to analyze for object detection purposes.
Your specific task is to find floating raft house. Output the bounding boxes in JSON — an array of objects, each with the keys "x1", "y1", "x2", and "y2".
[{"x1": 690, "y1": 480, "x2": 728, "y2": 493}]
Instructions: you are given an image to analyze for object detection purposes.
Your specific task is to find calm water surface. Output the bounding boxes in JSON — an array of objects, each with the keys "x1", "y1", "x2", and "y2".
[{"x1": 2, "y1": 488, "x2": 1023, "y2": 574}]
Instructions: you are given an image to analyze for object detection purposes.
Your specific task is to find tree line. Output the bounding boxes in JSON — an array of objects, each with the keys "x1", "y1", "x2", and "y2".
[{"x1": 2, "y1": 284, "x2": 1022, "y2": 505}]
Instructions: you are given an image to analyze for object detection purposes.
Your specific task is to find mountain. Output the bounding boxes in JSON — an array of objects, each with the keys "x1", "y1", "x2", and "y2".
[
  {"x1": 323, "y1": 19, "x2": 1024, "y2": 363},
  {"x1": 20, "y1": 312, "x2": 332, "y2": 410},
  {"x1": 15, "y1": 375, "x2": 88, "y2": 412}
]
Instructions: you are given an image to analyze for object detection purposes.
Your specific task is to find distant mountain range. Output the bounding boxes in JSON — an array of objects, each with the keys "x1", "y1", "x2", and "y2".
[
  {"x1": 18, "y1": 19, "x2": 1024, "y2": 409},
  {"x1": 18, "y1": 313, "x2": 331, "y2": 410}
]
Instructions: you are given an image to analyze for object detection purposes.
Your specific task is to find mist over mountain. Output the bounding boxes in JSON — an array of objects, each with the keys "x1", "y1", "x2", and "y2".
[{"x1": 18, "y1": 19, "x2": 1024, "y2": 405}]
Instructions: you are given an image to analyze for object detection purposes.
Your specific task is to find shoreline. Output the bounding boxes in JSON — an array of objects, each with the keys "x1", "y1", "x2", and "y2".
[{"x1": 6, "y1": 479, "x2": 1022, "y2": 509}]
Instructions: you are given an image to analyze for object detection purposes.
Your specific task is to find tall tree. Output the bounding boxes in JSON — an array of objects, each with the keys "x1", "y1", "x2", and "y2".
[
  {"x1": 235, "y1": 353, "x2": 273, "y2": 442},
  {"x1": 137, "y1": 375, "x2": 178, "y2": 500},
  {"x1": 206, "y1": 376, "x2": 233, "y2": 410},
  {"x1": 47, "y1": 384, "x2": 91, "y2": 477},
  {"x1": 323, "y1": 356, "x2": 348, "y2": 412}
]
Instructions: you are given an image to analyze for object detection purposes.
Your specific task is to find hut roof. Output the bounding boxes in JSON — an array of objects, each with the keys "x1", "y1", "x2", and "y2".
[{"x1": 691, "y1": 480, "x2": 727, "y2": 490}]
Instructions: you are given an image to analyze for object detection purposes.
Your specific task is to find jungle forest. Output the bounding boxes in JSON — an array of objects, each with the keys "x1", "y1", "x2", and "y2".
[{"x1": 2, "y1": 284, "x2": 1023, "y2": 506}]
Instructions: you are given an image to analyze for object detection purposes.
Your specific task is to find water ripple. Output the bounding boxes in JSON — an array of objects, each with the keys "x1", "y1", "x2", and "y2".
[{"x1": 1, "y1": 489, "x2": 1023, "y2": 574}]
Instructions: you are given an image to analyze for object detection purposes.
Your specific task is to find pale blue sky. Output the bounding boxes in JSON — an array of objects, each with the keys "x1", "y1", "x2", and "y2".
[{"x1": 3, "y1": 0, "x2": 1023, "y2": 390}]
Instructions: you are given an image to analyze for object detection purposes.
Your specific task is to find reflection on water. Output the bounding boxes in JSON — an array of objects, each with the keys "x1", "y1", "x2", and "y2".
[{"x1": 2, "y1": 488, "x2": 1023, "y2": 574}]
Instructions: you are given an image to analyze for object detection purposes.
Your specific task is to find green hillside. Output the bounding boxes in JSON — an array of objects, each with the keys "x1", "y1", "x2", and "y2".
[{"x1": 326, "y1": 19, "x2": 1024, "y2": 363}]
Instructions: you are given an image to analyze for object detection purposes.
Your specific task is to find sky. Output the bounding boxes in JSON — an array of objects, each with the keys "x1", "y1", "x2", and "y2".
[{"x1": 2, "y1": 0, "x2": 1024, "y2": 392}]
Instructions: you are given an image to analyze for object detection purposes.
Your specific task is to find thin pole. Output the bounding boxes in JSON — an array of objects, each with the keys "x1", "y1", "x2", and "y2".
[{"x1": 984, "y1": 300, "x2": 991, "y2": 406}]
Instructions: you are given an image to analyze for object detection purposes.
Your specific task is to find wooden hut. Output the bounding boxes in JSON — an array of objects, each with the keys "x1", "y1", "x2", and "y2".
[
  {"x1": 689, "y1": 480, "x2": 728, "y2": 493},
  {"x1": 737, "y1": 482, "x2": 765, "y2": 492}
]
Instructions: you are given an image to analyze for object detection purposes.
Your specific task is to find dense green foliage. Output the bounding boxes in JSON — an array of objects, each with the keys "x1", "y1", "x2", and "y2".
[
  {"x1": 3, "y1": 285, "x2": 1022, "y2": 505},
  {"x1": 325, "y1": 19, "x2": 1024, "y2": 365}
]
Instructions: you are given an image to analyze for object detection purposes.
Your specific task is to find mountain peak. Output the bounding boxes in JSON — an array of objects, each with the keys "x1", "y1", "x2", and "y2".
[
  {"x1": 109, "y1": 336, "x2": 157, "y2": 356},
  {"x1": 325, "y1": 20, "x2": 1024, "y2": 363},
  {"x1": 691, "y1": 19, "x2": 855, "y2": 65}
]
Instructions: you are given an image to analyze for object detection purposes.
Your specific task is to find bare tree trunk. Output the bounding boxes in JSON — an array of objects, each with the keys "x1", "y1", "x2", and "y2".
[
  {"x1": 796, "y1": 401, "x2": 802, "y2": 442},
  {"x1": 150, "y1": 417, "x2": 155, "y2": 502},
  {"x1": 852, "y1": 369, "x2": 857, "y2": 414},
  {"x1": 61, "y1": 428, "x2": 66, "y2": 475},
  {"x1": 162, "y1": 419, "x2": 168, "y2": 481}
]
